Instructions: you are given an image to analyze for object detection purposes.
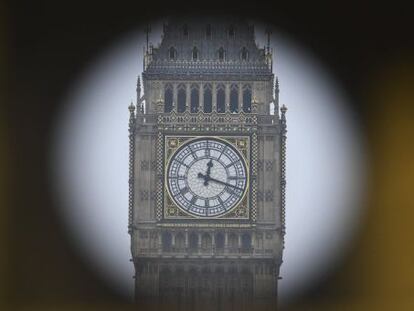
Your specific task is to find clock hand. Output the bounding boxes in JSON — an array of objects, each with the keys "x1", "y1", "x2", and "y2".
[
  {"x1": 197, "y1": 173, "x2": 245, "y2": 192},
  {"x1": 204, "y1": 159, "x2": 213, "y2": 186},
  {"x1": 207, "y1": 176, "x2": 245, "y2": 191}
]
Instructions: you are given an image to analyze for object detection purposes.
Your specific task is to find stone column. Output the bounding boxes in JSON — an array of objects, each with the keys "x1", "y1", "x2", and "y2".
[
  {"x1": 185, "y1": 230, "x2": 189, "y2": 248},
  {"x1": 224, "y1": 231, "x2": 228, "y2": 254},
  {"x1": 186, "y1": 83, "x2": 191, "y2": 112},
  {"x1": 212, "y1": 231, "x2": 215, "y2": 254},
  {"x1": 212, "y1": 82, "x2": 217, "y2": 112},
  {"x1": 225, "y1": 83, "x2": 230, "y2": 112},
  {"x1": 158, "y1": 232, "x2": 162, "y2": 255},
  {"x1": 198, "y1": 232, "x2": 202, "y2": 255},
  {"x1": 173, "y1": 83, "x2": 177, "y2": 112},
  {"x1": 238, "y1": 82, "x2": 243, "y2": 112},
  {"x1": 238, "y1": 232, "x2": 242, "y2": 253},
  {"x1": 199, "y1": 82, "x2": 204, "y2": 113}
]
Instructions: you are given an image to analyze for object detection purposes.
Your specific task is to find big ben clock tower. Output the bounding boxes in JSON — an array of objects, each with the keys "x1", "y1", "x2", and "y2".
[{"x1": 128, "y1": 17, "x2": 287, "y2": 310}]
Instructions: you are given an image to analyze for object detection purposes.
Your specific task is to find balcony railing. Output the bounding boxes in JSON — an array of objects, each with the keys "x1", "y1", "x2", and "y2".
[
  {"x1": 137, "y1": 247, "x2": 272, "y2": 258},
  {"x1": 135, "y1": 112, "x2": 278, "y2": 126}
]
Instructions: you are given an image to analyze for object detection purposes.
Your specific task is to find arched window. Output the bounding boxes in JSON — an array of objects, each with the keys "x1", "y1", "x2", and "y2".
[
  {"x1": 218, "y1": 47, "x2": 225, "y2": 61},
  {"x1": 230, "y1": 84, "x2": 239, "y2": 113},
  {"x1": 192, "y1": 47, "x2": 199, "y2": 61},
  {"x1": 206, "y1": 24, "x2": 211, "y2": 38},
  {"x1": 190, "y1": 84, "x2": 199, "y2": 113},
  {"x1": 242, "y1": 85, "x2": 252, "y2": 113},
  {"x1": 241, "y1": 233, "x2": 252, "y2": 253},
  {"x1": 241, "y1": 47, "x2": 248, "y2": 61},
  {"x1": 164, "y1": 84, "x2": 173, "y2": 113},
  {"x1": 177, "y1": 84, "x2": 186, "y2": 113},
  {"x1": 162, "y1": 232, "x2": 172, "y2": 251},
  {"x1": 216, "y1": 84, "x2": 225, "y2": 113},
  {"x1": 215, "y1": 233, "x2": 224, "y2": 249},
  {"x1": 189, "y1": 232, "x2": 198, "y2": 251},
  {"x1": 203, "y1": 84, "x2": 212, "y2": 113},
  {"x1": 229, "y1": 25, "x2": 235, "y2": 37},
  {"x1": 169, "y1": 47, "x2": 177, "y2": 60}
]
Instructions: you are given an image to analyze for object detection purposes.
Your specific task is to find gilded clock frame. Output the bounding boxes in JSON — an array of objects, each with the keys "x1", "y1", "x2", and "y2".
[{"x1": 164, "y1": 135, "x2": 250, "y2": 220}]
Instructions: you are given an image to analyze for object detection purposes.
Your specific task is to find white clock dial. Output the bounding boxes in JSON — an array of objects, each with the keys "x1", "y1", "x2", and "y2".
[{"x1": 167, "y1": 137, "x2": 248, "y2": 217}]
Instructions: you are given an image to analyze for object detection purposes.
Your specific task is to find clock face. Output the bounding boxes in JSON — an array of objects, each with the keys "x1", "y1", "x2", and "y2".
[{"x1": 166, "y1": 137, "x2": 248, "y2": 217}]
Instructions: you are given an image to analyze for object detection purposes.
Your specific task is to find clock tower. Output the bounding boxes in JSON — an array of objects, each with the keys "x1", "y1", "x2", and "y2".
[{"x1": 128, "y1": 17, "x2": 287, "y2": 310}]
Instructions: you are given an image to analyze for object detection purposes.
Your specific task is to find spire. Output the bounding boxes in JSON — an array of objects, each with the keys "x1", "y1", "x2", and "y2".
[
  {"x1": 265, "y1": 27, "x2": 272, "y2": 54},
  {"x1": 145, "y1": 23, "x2": 151, "y2": 54}
]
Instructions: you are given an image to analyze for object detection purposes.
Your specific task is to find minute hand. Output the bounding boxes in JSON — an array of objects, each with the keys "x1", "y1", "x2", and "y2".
[{"x1": 207, "y1": 176, "x2": 245, "y2": 191}]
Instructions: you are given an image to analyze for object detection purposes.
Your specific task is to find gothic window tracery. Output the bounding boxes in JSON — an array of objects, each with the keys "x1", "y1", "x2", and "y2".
[
  {"x1": 164, "y1": 83, "x2": 173, "y2": 112},
  {"x1": 216, "y1": 83, "x2": 225, "y2": 113},
  {"x1": 241, "y1": 47, "x2": 249, "y2": 61},
  {"x1": 192, "y1": 46, "x2": 199, "y2": 61},
  {"x1": 203, "y1": 84, "x2": 212, "y2": 113},
  {"x1": 230, "y1": 84, "x2": 239, "y2": 113},
  {"x1": 168, "y1": 47, "x2": 177, "y2": 60},
  {"x1": 177, "y1": 84, "x2": 186, "y2": 113},
  {"x1": 218, "y1": 47, "x2": 225, "y2": 61},
  {"x1": 190, "y1": 84, "x2": 199, "y2": 113},
  {"x1": 242, "y1": 85, "x2": 252, "y2": 113}
]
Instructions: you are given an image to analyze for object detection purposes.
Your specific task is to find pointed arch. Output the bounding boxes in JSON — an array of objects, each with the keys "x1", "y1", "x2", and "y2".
[
  {"x1": 216, "y1": 83, "x2": 225, "y2": 113},
  {"x1": 230, "y1": 84, "x2": 239, "y2": 113},
  {"x1": 218, "y1": 47, "x2": 225, "y2": 61},
  {"x1": 164, "y1": 83, "x2": 173, "y2": 113},
  {"x1": 241, "y1": 47, "x2": 249, "y2": 61},
  {"x1": 203, "y1": 84, "x2": 212, "y2": 113},
  {"x1": 190, "y1": 84, "x2": 199, "y2": 113},
  {"x1": 168, "y1": 47, "x2": 177, "y2": 60},
  {"x1": 177, "y1": 83, "x2": 186, "y2": 113},
  {"x1": 192, "y1": 46, "x2": 199, "y2": 61},
  {"x1": 242, "y1": 84, "x2": 252, "y2": 113}
]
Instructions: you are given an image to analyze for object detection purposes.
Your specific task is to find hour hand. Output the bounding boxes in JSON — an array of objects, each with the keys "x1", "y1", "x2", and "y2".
[{"x1": 197, "y1": 172, "x2": 210, "y2": 186}]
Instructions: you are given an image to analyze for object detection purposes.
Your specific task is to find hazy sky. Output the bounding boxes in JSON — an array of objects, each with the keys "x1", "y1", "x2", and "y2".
[{"x1": 52, "y1": 20, "x2": 366, "y2": 305}]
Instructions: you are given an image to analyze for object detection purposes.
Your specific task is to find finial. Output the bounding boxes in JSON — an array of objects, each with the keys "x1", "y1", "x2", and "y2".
[
  {"x1": 281, "y1": 104, "x2": 287, "y2": 113},
  {"x1": 129, "y1": 101, "x2": 135, "y2": 113}
]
